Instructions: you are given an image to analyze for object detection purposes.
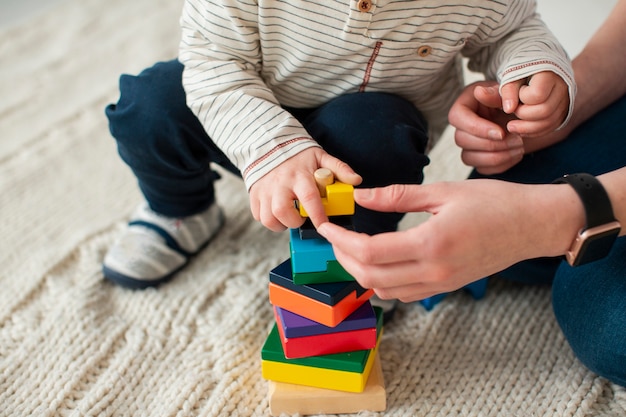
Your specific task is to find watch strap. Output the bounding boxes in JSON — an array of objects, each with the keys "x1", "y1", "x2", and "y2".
[{"x1": 553, "y1": 173, "x2": 617, "y2": 229}]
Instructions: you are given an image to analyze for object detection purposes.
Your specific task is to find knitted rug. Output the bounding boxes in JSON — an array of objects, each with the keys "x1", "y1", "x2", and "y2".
[{"x1": 0, "y1": 0, "x2": 624, "y2": 416}]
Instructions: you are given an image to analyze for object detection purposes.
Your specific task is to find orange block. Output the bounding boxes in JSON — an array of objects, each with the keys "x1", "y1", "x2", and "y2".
[{"x1": 269, "y1": 282, "x2": 374, "y2": 327}]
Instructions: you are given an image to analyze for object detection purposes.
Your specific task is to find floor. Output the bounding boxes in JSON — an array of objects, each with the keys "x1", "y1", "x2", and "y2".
[
  {"x1": 0, "y1": 2, "x2": 623, "y2": 415},
  {"x1": 0, "y1": 0, "x2": 68, "y2": 30}
]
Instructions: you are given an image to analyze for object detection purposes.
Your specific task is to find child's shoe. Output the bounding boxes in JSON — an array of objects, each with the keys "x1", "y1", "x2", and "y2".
[{"x1": 103, "y1": 202, "x2": 224, "y2": 289}]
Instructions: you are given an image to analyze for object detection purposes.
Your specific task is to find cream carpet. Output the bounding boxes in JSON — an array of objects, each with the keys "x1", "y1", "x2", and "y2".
[{"x1": 1, "y1": 0, "x2": 624, "y2": 416}]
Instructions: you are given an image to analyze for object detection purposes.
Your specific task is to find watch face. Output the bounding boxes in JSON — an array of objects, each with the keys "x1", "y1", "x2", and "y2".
[{"x1": 567, "y1": 224, "x2": 621, "y2": 266}]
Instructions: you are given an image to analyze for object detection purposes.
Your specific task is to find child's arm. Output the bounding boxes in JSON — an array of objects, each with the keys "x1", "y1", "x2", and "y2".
[
  {"x1": 463, "y1": 1, "x2": 576, "y2": 135},
  {"x1": 179, "y1": 1, "x2": 364, "y2": 230},
  {"x1": 179, "y1": 0, "x2": 319, "y2": 191}
]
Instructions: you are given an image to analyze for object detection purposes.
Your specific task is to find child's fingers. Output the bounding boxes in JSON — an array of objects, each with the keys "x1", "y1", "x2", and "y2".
[
  {"x1": 503, "y1": 72, "x2": 569, "y2": 137},
  {"x1": 321, "y1": 155, "x2": 362, "y2": 186},
  {"x1": 512, "y1": 92, "x2": 569, "y2": 122},
  {"x1": 508, "y1": 88, "x2": 569, "y2": 136},
  {"x1": 518, "y1": 72, "x2": 558, "y2": 105},
  {"x1": 293, "y1": 176, "x2": 328, "y2": 228},
  {"x1": 500, "y1": 79, "x2": 526, "y2": 114},
  {"x1": 507, "y1": 96, "x2": 568, "y2": 136}
]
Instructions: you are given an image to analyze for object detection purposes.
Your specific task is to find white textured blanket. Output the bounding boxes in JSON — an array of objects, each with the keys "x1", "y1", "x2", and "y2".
[{"x1": 1, "y1": 0, "x2": 624, "y2": 416}]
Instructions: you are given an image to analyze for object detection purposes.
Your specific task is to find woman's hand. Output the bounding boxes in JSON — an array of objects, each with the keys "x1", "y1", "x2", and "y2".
[{"x1": 318, "y1": 180, "x2": 582, "y2": 302}]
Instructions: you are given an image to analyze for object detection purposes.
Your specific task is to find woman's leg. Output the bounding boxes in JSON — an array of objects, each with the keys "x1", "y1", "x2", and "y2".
[
  {"x1": 473, "y1": 95, "x2": 626, "y2": 384},
  {"x1": 552, "y1": 236, "x2": 626, "y2": 386}
]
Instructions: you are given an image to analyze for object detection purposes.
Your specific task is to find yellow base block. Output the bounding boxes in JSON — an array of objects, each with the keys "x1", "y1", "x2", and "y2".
[
  {"x1": 262, "y1": 333, "x2": 380, "y2": 393},
  {"x1": 268, "y1": 354, "x2": 386, "y2": 416}
]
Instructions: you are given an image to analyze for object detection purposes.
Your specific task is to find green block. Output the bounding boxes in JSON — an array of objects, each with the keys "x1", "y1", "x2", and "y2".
[
  {"x1": 261, "y1": 307, "x2": 383, "y2": 372},
  {"x1": 292, "y1": 260, "x2": 355, "y2": 284}
]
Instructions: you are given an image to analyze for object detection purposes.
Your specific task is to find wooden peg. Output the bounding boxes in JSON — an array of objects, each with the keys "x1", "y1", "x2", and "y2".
[{"x1": 314, "y1": 168, "x2": 334, "y2": 197}]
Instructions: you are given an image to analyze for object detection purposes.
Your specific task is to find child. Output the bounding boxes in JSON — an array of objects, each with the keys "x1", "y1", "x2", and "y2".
[{"x1": 103, "y1": 0, "x2": 575, "y2": 289}]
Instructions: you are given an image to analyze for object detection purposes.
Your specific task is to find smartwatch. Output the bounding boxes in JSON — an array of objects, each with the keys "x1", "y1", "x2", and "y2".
[{"x1": 553, "y1": 173, "x2": 621, "y2": 266}]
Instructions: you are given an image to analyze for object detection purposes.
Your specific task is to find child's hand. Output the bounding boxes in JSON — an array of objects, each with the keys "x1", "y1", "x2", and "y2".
[
  {"x1": 248, "y1": 147, "x2": 362, "y2": 232},
  {"x1": 500, "y1": 71, "x2": 570, "y2": 138},
  {"x1": 449, "y1": 73, "x2": 570, "y2": 175}
]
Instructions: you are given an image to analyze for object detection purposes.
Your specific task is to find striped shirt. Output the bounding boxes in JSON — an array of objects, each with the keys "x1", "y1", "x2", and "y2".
[{"x1": 180, "y1": 0, "x2": 575, "y2": 189}]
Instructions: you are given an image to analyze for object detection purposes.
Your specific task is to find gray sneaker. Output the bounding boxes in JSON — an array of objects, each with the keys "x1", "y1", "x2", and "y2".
[{"x1": 103, "y1": 203, "x2": 224, "y2": 289}]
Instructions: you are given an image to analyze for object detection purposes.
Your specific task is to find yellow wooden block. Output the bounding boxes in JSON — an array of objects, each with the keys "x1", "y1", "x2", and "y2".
[
  {"x1": 268, "y1": 354, "x2": 386, "y2": 416},
  {"x1": 262, "y1": 336, "x2": 379, "y2": 393},
  {"x1": 298, "y1": 181, "x2": 354, "y2": 217}
]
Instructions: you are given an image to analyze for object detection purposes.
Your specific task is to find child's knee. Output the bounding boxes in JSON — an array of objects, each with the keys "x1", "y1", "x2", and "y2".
[
  {"x1": 307, "y1": 92, "x2": 430, "y2": 186},
  {"x1": 105, "y1": 61, "x2": 188, "y2": 145},
  {"x1": 316, "y1": 92, "x2": 426, "y2": 136}
]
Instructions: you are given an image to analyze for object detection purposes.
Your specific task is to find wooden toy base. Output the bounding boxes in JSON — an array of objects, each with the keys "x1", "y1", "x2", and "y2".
[{"x1": 267, "y1": 354, "x2": 386, "y2": 416}]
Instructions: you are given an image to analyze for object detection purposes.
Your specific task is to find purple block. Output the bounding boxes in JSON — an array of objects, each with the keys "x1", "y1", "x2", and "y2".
[{"x1": 275, "y1": 301, "x2": 376, "y2": 338}]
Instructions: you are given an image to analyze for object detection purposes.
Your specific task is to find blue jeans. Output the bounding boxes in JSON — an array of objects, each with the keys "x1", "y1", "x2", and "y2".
[
  {"x1": 471, "y1": 95, "x2": 626, "y2": 386},
  {"x1": 105, "y1": 60, "x2": 429, "y2": 235}
]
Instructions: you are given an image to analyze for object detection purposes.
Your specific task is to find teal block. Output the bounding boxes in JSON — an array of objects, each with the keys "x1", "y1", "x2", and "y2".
[
  {"x1": 292, "y1": 260, "x2": 355, "y2": 284},
  {"x1": 289, "y1": 228, "x2": 336, "y2": 273}
]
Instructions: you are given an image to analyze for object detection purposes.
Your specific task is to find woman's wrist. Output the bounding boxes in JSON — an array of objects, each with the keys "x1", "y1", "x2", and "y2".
[
  {"x1": 598, "y1": 168, "x2": 626, "y2": 237},
  {"x1": 524, "y1": 182, "x2": 586, "y2": 258}
]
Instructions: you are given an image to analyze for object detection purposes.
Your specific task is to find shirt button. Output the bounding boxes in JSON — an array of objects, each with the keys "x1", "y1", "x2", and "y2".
[
  {"x1": 417, "y1": 45, "x2": 432, "y2": 57},
  {"x1": 357, "y1": 0, "x2": 372, "y2": 12}
]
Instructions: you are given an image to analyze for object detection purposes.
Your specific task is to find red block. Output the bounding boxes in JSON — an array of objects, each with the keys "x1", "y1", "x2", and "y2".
[{"x1": 274, "y1": 308, "x2": 377, "y2": 359}]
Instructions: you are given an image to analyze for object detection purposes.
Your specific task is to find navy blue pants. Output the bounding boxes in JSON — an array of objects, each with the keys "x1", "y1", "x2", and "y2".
[
  {"x1": 106, "y1": 59, "x2": 626, "y2": 386},
  {"x1": 105, "y1": 60, "x2": 429, "y2": 235}
]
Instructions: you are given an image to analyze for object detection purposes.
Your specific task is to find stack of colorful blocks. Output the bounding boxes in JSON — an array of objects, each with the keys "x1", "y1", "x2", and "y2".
[{"x1": 261, "y1": 169, "x2": 387, "y2": 415}]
